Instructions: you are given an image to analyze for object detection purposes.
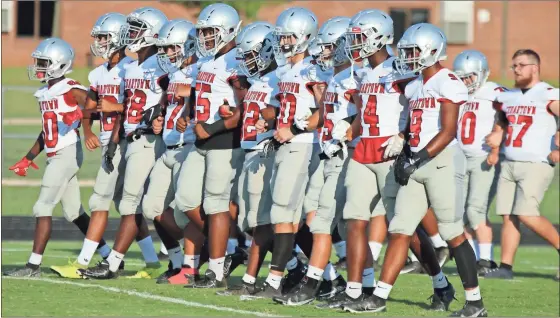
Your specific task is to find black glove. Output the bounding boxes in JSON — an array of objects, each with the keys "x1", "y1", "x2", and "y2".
[
  {"x1": 260, "y1": 137, "x2": 281, "y2": 158},
  {"x1": 141, "y1": 104, "x2": 162, "y2": 127},
  {"x1": 394, "y1": 147, "x2": 430, "y2": 186},
  {"x1": 104, "y1": 141, "x2": 117, "y2": 173}
]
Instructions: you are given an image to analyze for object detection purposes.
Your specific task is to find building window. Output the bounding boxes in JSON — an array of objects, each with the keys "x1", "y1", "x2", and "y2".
[
  {"x1": 1, "y1": 9, "x2": 9, "y2": 33},
  {"x1": 16, "y1": 0, "x2": 54, "y2": 37},
  {"x1": 390, "y1": 8, "x2": 430, "y2": 44}
]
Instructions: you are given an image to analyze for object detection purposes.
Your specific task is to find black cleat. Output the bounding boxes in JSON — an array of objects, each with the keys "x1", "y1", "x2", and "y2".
[
  {"x1": 483, "y1": 267, "x2": 513, "y2": 280},
  {"x1": 243, "y1": 281, "x2": 283, "y2": 301},
  {"x1": 334, "y1": 257, "x2": 347, "y2": 270},
  {"x1": 281, "y1": 259, "x2": 307, "y2": 295},
  {"x1": 185, "y1": 269, "x2": 227, "y2": 289},
  {"x1": 476, "y1": 259, "x2": 498, "y2": 276},
  {"x1": 224, "y1": 247, "x2": 247, "y2": 279},
  {"x1": 156, "y1": 262, "x2": 180, "y2": 284},
  {"x1": 315, "y1": 290, "x2": 366, "y2": 309},
  {"x1": 81, "y1": 260, "x2": 118, "y2": 279},
  {"x1": 157, "y1": 251, "x2": 169, "y2": 261},
  {"x1": 400, "y1": 257, "x2": 424, "y2": 274},
  {"x1": 343, "y1": 294, "x2": 387, "y2": 313},
  {"x1": 317, "y1": 275, "x2": 346, "y2": 301},
  {"x1": 450, "y1": 300, "x2": 488, "y2": 317},
  {"x1": 436, "y1": 247, "x2": 450, "y2": 268},
  {"x1": 3, "y1": 263, "x2": 41, "y2": 277},
  {"x1": 429, "y1": 280, "x2": 456, "y2": 311},
  {"x1": 216, "y1": 281, "x2": 258, "y2": 296},
  {"x1": 279, "y1": 276, "x2": 320, "y2": 306}
]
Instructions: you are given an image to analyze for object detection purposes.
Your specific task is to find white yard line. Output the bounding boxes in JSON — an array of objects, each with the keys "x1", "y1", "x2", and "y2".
[
  {"x1": 2, "y1": 179, "x2": 96, "y2": 187},
  {"x1": 2, "y1": 277, "x2": 284, "y2": 317}
]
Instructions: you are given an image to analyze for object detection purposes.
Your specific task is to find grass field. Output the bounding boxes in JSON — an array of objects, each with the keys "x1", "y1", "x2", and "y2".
[{"x1": 2, "y1": 241, "x2": 559, "y2": 317}]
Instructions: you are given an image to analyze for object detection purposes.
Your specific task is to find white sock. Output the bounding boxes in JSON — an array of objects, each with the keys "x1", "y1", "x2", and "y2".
[
  {"x1": 184, "y1": 255, "x2": 200, "y2": 268},
  {"x1": 137, "y1": 236, "x2": 159, "y2": 264},
  {"x1": 409, "y1": 252, "x2": 419, "y2": 262},
  {"x1": 373, "y1": 281, "x2": 393, "y2": 300},
  {"x1": 227, "y1": 238, "x2": 238, "y2": 255},
  {"x1": 431, "y1": 271, "x2": 448, "y2": 289},
  {"x1": 468, "y1": 239, "x2": 479, "y2": 260},
  {"x1": 306, "y1": 265, "x2": 324, "y2": 281},
  {"x1": 430, "y1": 234, "x2": 448, "y2": 248},
  {"x1": 465, "y1": 286, "x2": 482, "y2": 301},
  {"x1": 107, "y1": 250, "x2": 124, "y2": 272},
  {"x1": 28, "y1": 253, "x2": 42, "y2": 266},
  {"x1": 362, "y1": 267, "x2": 375, "y2": 288},
  {"x1": 160, "y1": 244, "x2": 168, "y2": 255},
  {"x1": 478, "y1": 243, "x2": 493, "y2": 261},
  {"x1": 168, "y1": 246, "x2": 183, "y2": 269},
  {"x1": 265, "y1": 273, "x2": 283, "y2": 290},
  {"x1": 333, "y1": 241, "x2": 347, "y2": 258},
  {"x1": 368, "y1": 241, "x2": 383, "y2": 261},
  {"x1": 208, "y1": 257, "x2": 225, "y2": 281},
  {"x1": 323, "y1": 263, "x2": 339, "y2": 281},
  {"x1": 294, "y1": 245, "x2": 303, "y2": 254},
  {"x1": 97, "y1": 244, "x2": 111, "y2": 258},
  {"x1": 345, "y1": 281, "x2": 362, "y2": 299},
  {"x1": 78, "y1": 238, "x2": 100, "y2": 266},
  {"x1": 243, "y1": 273, "x2": 256, "y2": 284},
  {"x1": 286, "y1": 256, "x2": 298, "y2": 271}
]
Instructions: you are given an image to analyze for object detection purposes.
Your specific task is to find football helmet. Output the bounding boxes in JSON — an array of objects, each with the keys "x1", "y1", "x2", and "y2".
[
  {"x1": 236, "y1": 22, "x2": 275, "y2": 78},
  {"x1": 273, "y1": 7, "x2": 318, "y2": 59},
  {"x1": 28, "y1": 38, "x2": 74, "y2": 82},
  {"x1": 395, "y1": 23, "x2": 447, "y2": 75},
  {"x1": 196, "y1": 3, "x2": 242, "y2": 57},
  {"x1": 90, "y1": 13, "x2": 127, "y2": 60},
  {"x1": 453, "y1": 50, "x2": 490, "y2": 94},
  {"x1": 120, "y1": 7, "x2": 168, "y2": 53},
  {"x1": 156, "y1": 19, "x2": 196, "y2": 73},
  {"x1": 315, "y1": 16, "x2": 351, "y2": 70},
  {"x1": 345, "y1": 9, "x2": 394, "y2": 62}
]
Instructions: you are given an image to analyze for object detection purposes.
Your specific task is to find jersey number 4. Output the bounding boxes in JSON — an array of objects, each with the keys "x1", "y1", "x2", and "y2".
[
  {"x1": 361, "y1": 96, "x2": 380, "y2": 137},
  {"x1": 505, "y1": 115, "x2": 533, "y2": 147},
  {"x1": 124, "y1": 89, "x2": 147, "y2": 124},
  {"x1": 42, "y1": 111, "x2": 58, "y2": 148}
]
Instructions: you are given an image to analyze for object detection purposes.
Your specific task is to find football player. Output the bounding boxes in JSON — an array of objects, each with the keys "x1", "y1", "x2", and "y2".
[
  {"x1": 278, "y1": 16, "x2": 353, "y2": 306},
  {"x1": 453, "y1": 50, "x2": 506, "y2": 275},
  {"x1": 484, "y1": 49, "x2": 559, "y2": 281},
  {"x1": 174, "y1": 3, "x2": 249, "y2": 288},
  {"x1": 141, "y1": 19, "x2": 200, "y2": 284},
  {"x1": 82, "y1": 7, "x2": 169, "y2": 280},
  {"x1": 346, "y1": 23, "x2": 486, "y2": 317},
  {"x1": 5, "y1": 38, "x2": 97, "y2": 277},
  {"x1": 48, "y1": 12, "x2": 133, "y2": 279}
]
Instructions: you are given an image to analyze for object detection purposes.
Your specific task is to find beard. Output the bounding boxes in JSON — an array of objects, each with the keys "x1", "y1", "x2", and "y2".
[{"x1": 514, "y1": 75, "x2": 532, "y2": 88}]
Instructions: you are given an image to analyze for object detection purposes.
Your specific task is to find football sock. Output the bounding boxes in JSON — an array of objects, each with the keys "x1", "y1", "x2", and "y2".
[
  {"x1": 345, "y1": 282, "x2": 362, "y2": 299},
  {"x1": 373, "y1": 281, "x2": 393, "y2": 300},
  {"x1": 368, "y1": 241, "x2": 383, "y2": 261},
  {"x1": 137, "y1": 236, "x2": 159, "y2": 264},
  {"x1": 208, "y1": 257, "x2": 225, "y2": 281},
  {"x1": 78, "y1": 238, "x2": 99, "y2": 266},
  {"x1": 107, "y1": 250, "x2": 124, "y2": 272},
  {"x1": 28, "y1": 253, "x2": 42, "y2": 266}
]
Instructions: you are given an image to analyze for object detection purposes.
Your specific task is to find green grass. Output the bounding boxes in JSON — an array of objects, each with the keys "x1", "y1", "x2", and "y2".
[{"x1": 2, "y1": 241, "x2": 559, "y2": 316}]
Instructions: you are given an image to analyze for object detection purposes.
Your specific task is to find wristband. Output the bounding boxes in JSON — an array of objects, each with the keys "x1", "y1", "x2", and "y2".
[
  {"x1": 25, "y1": 152, "x2": 36, "y2": 161},
  {"x1": 414, "y1": 148, "x2": 430, "y2": 164},
  {"x1": 290, "y1": 124, "x2": 306, "y2": 135}
]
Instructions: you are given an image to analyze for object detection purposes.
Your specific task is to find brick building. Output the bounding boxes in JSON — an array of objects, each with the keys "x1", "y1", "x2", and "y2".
[{"x1": 2, "y1": 1, "x2": 558, "y2": 80}]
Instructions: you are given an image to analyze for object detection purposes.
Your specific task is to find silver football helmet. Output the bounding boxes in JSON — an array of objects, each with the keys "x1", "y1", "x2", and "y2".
[
  {"x1": 196, "y1": 3, "x2": 242, "y2": 57},
  {"x1": 156, "y1": 19, "x2": 196, "y2": 73},
  {"x1": 120, "y1": 7, "x2": 168, "y2": 53},
  {"x1": 453, "y1": 50, "x2": 490, "y2": 94},
  {"x1": 395, "y1": 23, "x2": 447, "y2": 75},
  {"x1": 345, "y1": 9, "x2": 394, "y2": 62},
  {"x1": 28, "y1": 38, "x2": 75, "y2": 82},
  {"x1": 273, "y1": 7, "x2": 318, "y2": 59},
  {"x1": 315, "y1": 16, "x2": 351, "y2": 70},
  {"x1": 236, "y1": 22, "x2": 275, "y2": 78},
  {"x1": 90, "y1": 13, "x2": 127, "y2": 60}
]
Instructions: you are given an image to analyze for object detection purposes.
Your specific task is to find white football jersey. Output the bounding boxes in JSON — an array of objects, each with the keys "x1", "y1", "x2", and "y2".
[
  {"x1": 497, "y1": 82, "x2": 559, "y2": 163},
  {"x1": 276, "y1": 56, "x2": 332, "y2": 143},
  {"x1": 321, "y1": 66, "x2": 358, "y2": 148},
  {"x1": 88, "y1": 56, "x2": 134, "y2": 146},
  {"x1": 457, "y1": 81, "x2": 505, "y2": 157},
  {"x1": 122, "y1": 55, "x2": 168, "y2": 135},
  {"x1": 164, "y1": 63, "x2": 198, "y2": 146},
  {"x1": 34, "y1": 78, "x2": 87, "y2": 154},
  {"x1": 241, "y1": 70, "x2": 281, "y2": 150},
  {"x1": 354, "y1": 57, "x2": 414, "y2": 164},
  {"x1": 405, "y1": 68, "x2": 468, "y2": 153},
  {"x1": 193, "y1": 50, "x2": 240, "y2": 124}
]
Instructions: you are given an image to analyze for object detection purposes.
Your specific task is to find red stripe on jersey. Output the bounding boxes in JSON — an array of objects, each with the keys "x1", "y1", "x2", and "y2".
[
  {"x1": 89, "y1": 86, "x2": 97, "y2": 92},
  {"x1": 353, "y1": 135, "x2": 392, "y2": 164},
  {"x1": 437, "y1": 98, "x2": 466, "y2": 105}
]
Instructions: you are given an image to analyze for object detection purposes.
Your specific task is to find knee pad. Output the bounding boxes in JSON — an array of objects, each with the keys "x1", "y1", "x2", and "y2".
[
  {"x1": 63, "y1": 205, "x2": 85, "y2": 222},
  {"x1": 438, "y1": 219, "x2": 465, "y2": 241},
  {"x1": 88, "y1": 193, "x2": 112, "y2": 213},
  {"x1": 466, "y1": 206, "x2": 487, "y2": 231},
  {"x1": 32, "y1": 201, "x2": 55, "y2": 219}
]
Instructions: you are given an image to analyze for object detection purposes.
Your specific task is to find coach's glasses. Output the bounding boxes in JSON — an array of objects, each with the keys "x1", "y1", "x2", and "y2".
[{"x1": 510, "y1": 63, "x2": 536, "y2": 71}]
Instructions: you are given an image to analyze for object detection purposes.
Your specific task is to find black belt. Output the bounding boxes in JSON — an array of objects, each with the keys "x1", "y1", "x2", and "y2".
[
  {"x1": 167, "y1": 142, "x2": 187, "y2": 150},
  {"x1": 126, "y1": 128, "x2": 155, "y2": 143}
]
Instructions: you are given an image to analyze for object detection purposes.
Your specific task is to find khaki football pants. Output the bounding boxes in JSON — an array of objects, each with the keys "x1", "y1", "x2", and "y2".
[{"x1": 89, "y1": 139, "x2": 127, "y2": 213}]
